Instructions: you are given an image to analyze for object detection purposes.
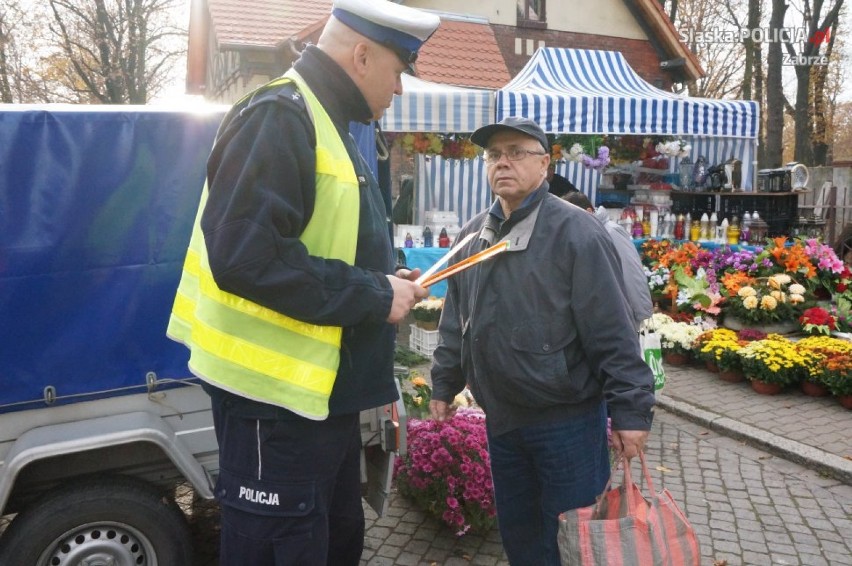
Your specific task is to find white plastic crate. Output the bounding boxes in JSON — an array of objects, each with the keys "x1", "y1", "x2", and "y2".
[{"x1": 409, "y1": 324, "x2": 440, "y2": 357}]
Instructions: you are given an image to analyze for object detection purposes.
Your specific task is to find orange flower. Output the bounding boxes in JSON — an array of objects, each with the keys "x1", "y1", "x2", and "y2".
[
  {"x1": 769, "y1": 237, "x2": 788, "y2": 262},
  {"x1": 658, "y1": 241, "x2": 700, "y2": 274},
  {"x1": 721, "y1": 272, "x2": 755, "y2": 295}
]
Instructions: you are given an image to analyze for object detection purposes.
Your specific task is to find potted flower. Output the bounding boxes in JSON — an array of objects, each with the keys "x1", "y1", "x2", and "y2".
[
  {"x1": 398, "y1": 371, "x2": 433, "y2": 419},
  {"x1": 644, "y1": 264, "x2": 674, "y2": 310},
  {"x1": 412, "y1": 297, "x2": 443, "y2": 330},
  {"x1": 798, "y1": 306, "x2": 838, "y2": 336},
  {"x1": 795, "y1": 336, "x2": 852, "y2": 397},
  {"x1": 657, "y1": 320, "x2": 702, "y2": 365},
  {"x1": 819, "y1": 353, "x2": 852, "y2": 409},
  {"x1": 737, "y1": 335, "x2": 812, "y2": 394},
  {"x1": 696, "y1": 328, "x2": 745, "y2": 382},
  {"x1": 721, "y1": 274, "x2": 806, "y2": 334},
  {"x1": 394, "y1": 409, "x2": 497, "y2": 536}
]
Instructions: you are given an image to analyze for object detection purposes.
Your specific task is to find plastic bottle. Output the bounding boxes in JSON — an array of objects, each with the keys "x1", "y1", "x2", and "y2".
[
  {"x1": 422, "y1": 226, "x2": 433, "y2": 247},
  {"x1": 718, "y1": 218, "x2": 729, "y2": 244},
  {"x1": 690, "y1": 221, "x2": 700, "y2": 241},
  {"x1": 674, "y1": 213, "x2": 685, "y2": 240},
  {"x1": 741, "y1": 211, "x2": 752, "y2": 243},
  {"x1": 684, "y1": 213, "x2": 692, "y2": 241},
  {"x1": 632, "y1": 218, "x2": 645, "y2": 239},
  {"x1": 727, "y1": 216, "x2": 740, "y2": 245},
  {"x1": 623, "y1": 216, "x2": 634, "y2": 237},
  {"x1": 700, "y1": 213, "x2": 711, "y2": 241},
  {"x1": 649, "y1": 209, "x2": 659, "y2": 239},
  {"x1": 404, "y1": 233, "x2": 414, "y2": 248}
]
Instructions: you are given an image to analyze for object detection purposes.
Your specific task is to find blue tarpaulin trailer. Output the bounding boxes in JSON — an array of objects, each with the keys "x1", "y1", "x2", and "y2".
[
  {"x1": 0, "y1": 105, "x2": 226, "y2": 411},
  {"x1": 0, "y1": 105, "x2": 401, "y2": 563}
]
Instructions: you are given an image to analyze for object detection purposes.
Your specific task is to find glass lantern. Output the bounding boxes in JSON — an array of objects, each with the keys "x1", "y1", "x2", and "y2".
[
  {"x1": 748, "y1": 218, "x2": 769, "y2": 245},
  {"x1": 678, "y1": 157, "x2": 693, "y2": 192}
]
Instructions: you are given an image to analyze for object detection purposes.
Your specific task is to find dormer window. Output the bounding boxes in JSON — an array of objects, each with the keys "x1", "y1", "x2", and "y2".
[{"x1": 517, "y1": 0, "x2": 546, "y2": 28}]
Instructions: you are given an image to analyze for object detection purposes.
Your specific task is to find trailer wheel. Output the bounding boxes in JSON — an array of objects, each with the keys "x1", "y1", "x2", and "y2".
[{"x1": 0, "y1": 475, "x2": 193, "y2": 566}]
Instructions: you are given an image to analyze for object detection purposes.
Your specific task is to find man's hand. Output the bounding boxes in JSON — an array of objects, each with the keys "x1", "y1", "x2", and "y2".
[
  {"x1": 429, "y1": 399, "x2": 456, "y2": 422},
  {"x1": 386, "y1": 271, "x2": 429, "y2": 323},
  {"x1": 610, "y1": 429, "x2": 649, "y2": 461}
]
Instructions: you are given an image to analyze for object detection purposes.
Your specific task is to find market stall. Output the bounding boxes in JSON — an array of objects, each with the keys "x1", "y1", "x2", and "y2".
[
  {"x1": 381, "y1": 74, "x2": 495, "y2": 229},
  {"x1": 495, "y1": 47, "x2": 760, "y2": 205}
]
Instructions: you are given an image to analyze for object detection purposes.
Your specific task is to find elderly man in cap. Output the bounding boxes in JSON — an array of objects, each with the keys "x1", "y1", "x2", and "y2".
[
  {"x1": 428, "y1": 117, "x2": 655, "y2": 565},
  {"x1": 167, "y1": 0, "x2": 437, "y2": 563}
]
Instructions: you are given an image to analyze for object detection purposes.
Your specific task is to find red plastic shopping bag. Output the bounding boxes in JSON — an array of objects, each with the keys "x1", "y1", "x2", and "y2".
[{"x1": 557, "y1": 453, "x2": 700, "y2": 565}]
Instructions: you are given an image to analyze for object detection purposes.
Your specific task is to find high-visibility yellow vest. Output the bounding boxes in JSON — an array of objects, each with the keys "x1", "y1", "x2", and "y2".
[{"x1": 167, "y1": 69, "x2": 360, "y2": 420}]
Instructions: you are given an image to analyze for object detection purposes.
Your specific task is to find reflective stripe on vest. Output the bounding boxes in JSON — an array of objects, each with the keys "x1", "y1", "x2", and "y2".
[{"x1": 167, "y1": 70, "x2": 360, "y2": 420}]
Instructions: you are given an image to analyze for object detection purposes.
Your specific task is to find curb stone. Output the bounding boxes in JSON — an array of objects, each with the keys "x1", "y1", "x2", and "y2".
[{"x1": 656, "y1": 393, "x2": 852, "y2": 485}]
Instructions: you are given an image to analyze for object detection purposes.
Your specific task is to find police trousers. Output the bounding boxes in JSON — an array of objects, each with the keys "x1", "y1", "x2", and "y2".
[{"x1": 210, "y1": 395, "x2": 364, "y2": 565}]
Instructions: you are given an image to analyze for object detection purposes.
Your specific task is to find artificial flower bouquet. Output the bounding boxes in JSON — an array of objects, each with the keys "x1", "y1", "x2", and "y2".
[
  {"x1": 655, "y1": 139, "x2": 692, "y2": 159},
  {"x1": 394, "y1": 409, "x2": 497, "y2": 536}
]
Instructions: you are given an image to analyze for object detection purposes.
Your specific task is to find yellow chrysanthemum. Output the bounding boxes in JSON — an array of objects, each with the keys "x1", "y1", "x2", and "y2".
[
  {"x1": 770, "y1": 291, "x2": 786, "y2": 303},
  {"x1": 743, "y1": 296, "x2": 759, "y2": 309},
  {"x1": 789, "y1": 293, "x2": 805, "y2": 304},
  {"x1": 760, "y1": 295, "x2": 778, "y2": 310}
]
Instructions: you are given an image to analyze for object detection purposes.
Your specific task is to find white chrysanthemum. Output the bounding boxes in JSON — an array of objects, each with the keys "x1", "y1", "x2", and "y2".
[
  {"x1": 789, "y1": 284, "x2": 806, "y2": 295},
  {"x1": 657, "y1": 321, "x2": 703, "y2": 351},
  {"x1": 413, "y1": 298, "x2": 444, "y2": 312},
  {"x1": 789, "y1": 293, "x2": 805, "y2": 304}
]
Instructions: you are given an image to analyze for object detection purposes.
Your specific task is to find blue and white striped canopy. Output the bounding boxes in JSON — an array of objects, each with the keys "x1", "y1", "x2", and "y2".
[
  {"x1": 381, "y1": 74, "x2": 494, "y2": 133},
  {"x1": 496, "y1": 48, "x2": 759, "y2": 139},
  {"x1": 414, "y1": 154, "x2": 491, "y2": 226}
]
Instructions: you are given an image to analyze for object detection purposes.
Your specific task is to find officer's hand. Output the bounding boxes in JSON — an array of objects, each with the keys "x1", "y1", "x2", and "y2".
[
  {"x1": 395, "y1": 267, "x2": 421, "y2": 281},
  {"x1": 386, "y1": 275, "x2": 429, "y2": 323},
  {"x1": 429, "y1": 399, "x2": 456, "y2": 422}
]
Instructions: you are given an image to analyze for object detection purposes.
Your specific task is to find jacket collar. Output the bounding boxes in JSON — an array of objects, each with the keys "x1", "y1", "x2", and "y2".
[
  {"x1": 294, "y1": 45, "x2": 373, "y2": 129},
  {"x1": 481, "y1": 183, "x2": 549, "y2": 251}
]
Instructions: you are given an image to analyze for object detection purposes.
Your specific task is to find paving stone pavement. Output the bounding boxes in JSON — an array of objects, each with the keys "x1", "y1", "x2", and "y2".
[
  {"x1": 188, "y1": 357, "x2": 852, "y2": 565},
  {"x1": 659, "y1": 360, "x2": 852, "y2": 484},
  {"x1": 359, "y1": 359, "x2": 852, "y2": 565}
]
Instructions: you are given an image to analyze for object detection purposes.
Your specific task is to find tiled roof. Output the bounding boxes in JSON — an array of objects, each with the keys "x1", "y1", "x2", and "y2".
[
  {"x1": 208, "y1": 0, "x2": 331, "y2": 48},
  {"x1": 415, "y1": 19, "x2": 510, "y2": 89},
  {"x1": 203, "y1": 1, "x2": 508, "y2": 88}
]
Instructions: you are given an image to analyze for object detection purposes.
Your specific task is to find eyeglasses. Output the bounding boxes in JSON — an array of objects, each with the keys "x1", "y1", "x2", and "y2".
[{"x1": 484, "y1": 147, "x2": 547, "y2": 164}]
